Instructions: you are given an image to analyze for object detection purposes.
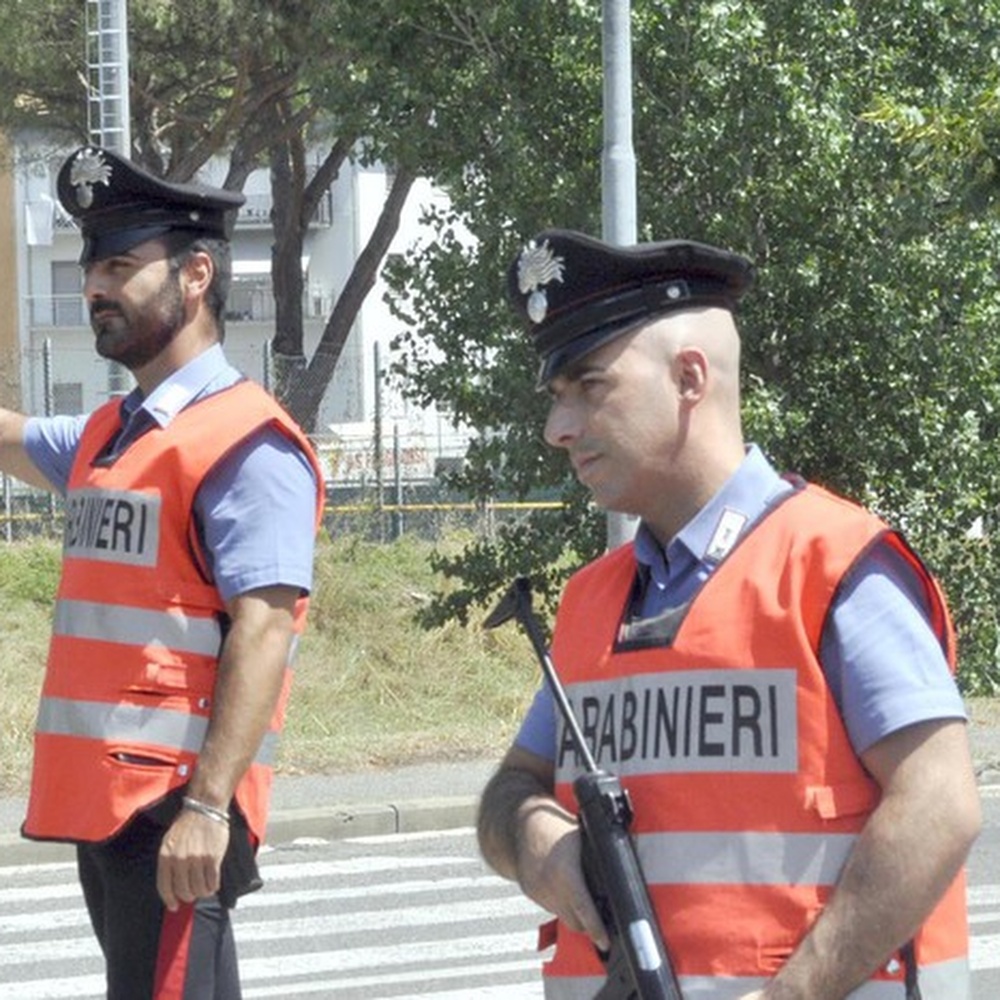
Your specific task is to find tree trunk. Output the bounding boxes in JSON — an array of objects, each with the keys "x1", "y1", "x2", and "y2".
[
  {"x1": 268, "y1": 133, "x2": 353, "y2": 408},
  {"x1": 284, "y1": 166, "x2": 417, "y2": 433}
]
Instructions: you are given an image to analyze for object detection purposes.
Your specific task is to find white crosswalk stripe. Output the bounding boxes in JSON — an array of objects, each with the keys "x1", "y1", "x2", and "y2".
[
  {"x1": 2, "y1": 832, "x2": 998, "y2": 998},
  {"x1": 969, "y1": 884, "x2": 1000, "y2": 978},
  {"x1": 0, "y1": 828, "x2": 546, "y2": 999}
]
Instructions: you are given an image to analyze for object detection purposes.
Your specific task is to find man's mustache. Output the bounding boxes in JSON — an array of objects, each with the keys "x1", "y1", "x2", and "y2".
[{"x1": 89, "y1": 299, "x2": 124, "y2": 321}]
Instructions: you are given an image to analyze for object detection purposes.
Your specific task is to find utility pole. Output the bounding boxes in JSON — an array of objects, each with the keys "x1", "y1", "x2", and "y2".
[
  {"x1": 86, "y1": 0, "x2": 131, "y2": 155},
  {"x1": 601, "y1": 0, "x2": 639, "y2": 549},
  {"x1": 86, "y1": 0, "x2": 132, "y2": 397}
]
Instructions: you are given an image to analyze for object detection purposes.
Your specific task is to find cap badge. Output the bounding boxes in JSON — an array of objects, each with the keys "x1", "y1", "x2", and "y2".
[
  {"x1": 69, "y1": 148, "x2": 113, "y2": 209},
  {"x1": 517, "y1": 239, "x2": 565, "y2": 325}
]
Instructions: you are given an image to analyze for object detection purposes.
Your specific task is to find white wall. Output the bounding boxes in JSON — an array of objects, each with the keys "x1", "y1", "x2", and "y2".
[{"x1": 12, "y1": 138, "x2": 469, "y2": 462}]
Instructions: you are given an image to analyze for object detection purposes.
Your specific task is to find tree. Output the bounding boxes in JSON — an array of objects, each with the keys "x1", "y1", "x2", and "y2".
[
  {"x1": 4, "y1": 1, "x2": 997, "y2": 682},
  {"x1": 0, "y1": 0, "x2": 448, "y2": 430},
  {"x1": 386, "y1": 0, "x2": 1000, "y2": 689},
  {"x1": 283, "y1": 1, "x2": 583, "y2": 431},
  {"x1": 0, "y1": 1, "x2": 291, "y2": 180}
]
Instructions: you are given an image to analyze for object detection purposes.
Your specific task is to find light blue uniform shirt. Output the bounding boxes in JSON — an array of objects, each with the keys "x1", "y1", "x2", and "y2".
[
  {"x1": 24, "y1": 344, "x2": 318, "y2": 603},
  {"x1": 516, "y1": 445, "x2": 966, "y2": 759}
]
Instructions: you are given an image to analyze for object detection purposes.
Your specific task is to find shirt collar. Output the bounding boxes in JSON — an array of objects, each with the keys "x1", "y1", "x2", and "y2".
[
  {"x1": 635, "y1": 444, "x2": 789, "y2": 575},
  {"x1": 121, "y1": 344, "x2": 233, "y2": 429}
]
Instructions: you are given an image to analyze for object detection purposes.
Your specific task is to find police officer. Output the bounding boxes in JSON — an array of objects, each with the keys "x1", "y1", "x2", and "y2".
[
  {"x1": 0, "y1": 147, "x2": 324, "y2": 1000},
  {"x1": 477, "y1": 229, "x2": 981, "y2": 999}
]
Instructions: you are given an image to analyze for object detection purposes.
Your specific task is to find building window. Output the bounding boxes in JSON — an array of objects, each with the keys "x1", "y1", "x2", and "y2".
[
  {"x1": 52, "y1": 382, "x2": 83, "y2": 415},
  {"x1": 52, "y1": 262, "x2": 83, "y2": 326}
]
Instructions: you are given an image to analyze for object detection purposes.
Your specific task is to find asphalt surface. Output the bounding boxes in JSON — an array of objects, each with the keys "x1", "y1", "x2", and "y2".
[
  {"x1": 0, "y1": 758, "x2": 497, "y2": 867},
  {"x1": 2, "y1": 712, "x2": 999, "y2": 869}
]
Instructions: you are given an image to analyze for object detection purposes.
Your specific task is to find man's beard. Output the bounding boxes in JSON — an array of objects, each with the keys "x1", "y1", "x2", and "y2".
[{"x1": 90, "y1": 271, "x2": 185, "y2": 370}]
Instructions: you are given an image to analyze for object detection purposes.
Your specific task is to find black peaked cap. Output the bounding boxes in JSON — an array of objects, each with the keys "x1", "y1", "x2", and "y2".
[
  {"x1": 507, "y1": 229, "x2": 754, "y2": 383},
  {"x1": 57, "y1": 146, "x2": 246, "y2": 264}
]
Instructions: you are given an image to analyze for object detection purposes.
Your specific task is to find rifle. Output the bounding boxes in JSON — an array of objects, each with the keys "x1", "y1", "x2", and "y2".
[{"x1": 484, "y1": 577, "x2": 683, "y2": 1000}]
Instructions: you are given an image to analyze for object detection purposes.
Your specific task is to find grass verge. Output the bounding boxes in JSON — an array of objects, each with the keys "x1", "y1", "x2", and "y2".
[
  {"x1": 2, "y1": 533, "x2": 997, "y2": 797},
  {"x1": 0, "y1": 532, "x2": 539, "y2": 797}
]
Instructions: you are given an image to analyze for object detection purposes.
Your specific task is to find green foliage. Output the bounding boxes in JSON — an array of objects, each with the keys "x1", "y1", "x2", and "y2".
[
  {"x1": 0, "y1": 1, "x2": 85, "y2": 140},
  {"x1": 4, "y1": 0, "x2": 997, "y2": 684},
  {"x1": 0, "y1": 0, "x2": 312, "y2": 164},
  {"x1": 385, "y1": 0, "x2": 1000, "y2": 689},
  {"x1": 861, "y1": 6, "x2": 1000, "y2": 221},
  {"x1": 416, "y1": 494, "x2": 605, "y2": 631}
]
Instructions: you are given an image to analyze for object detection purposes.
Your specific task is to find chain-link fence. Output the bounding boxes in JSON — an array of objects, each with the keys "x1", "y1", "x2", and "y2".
[
  {"x1": 0, "y1": 481, "x2": 560, "y2": 546},
  {"x1": 0, "y1": 429, "x2": 563, "y2": 546},
  {"x1": 0, "y1": 479, "x2": 63, "y2": 543}
]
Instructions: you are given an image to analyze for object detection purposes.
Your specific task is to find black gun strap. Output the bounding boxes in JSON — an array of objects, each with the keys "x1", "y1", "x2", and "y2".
[{"x1": 902, "y1": 940, "x2": 922, "y2": 1000}]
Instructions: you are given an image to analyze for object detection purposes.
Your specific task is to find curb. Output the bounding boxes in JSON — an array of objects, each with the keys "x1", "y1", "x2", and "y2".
[
  {"x1": 0, "y1": 796, "x2": 480, "y2": 869},
  {"x1": 2, "y1": 753, "x2": 998, "y2": 870},
  {"x1": 264, "y1": 795, "x2": 479, "y2": 843}
]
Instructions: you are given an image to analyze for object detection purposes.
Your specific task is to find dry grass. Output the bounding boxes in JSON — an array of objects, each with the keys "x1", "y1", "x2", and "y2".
[
  {"x1": 4, "y1": 533, "x2": 995, "y2": 797},
  {"x1": 279, "y1": 531, "x2": 537, "y2": 775},
  {"x1": 0, "y1": 533, "x2": 539, "y2": 797},
  {"x1": 0, "y1": 541, "x2": 64, "y2": 796}
]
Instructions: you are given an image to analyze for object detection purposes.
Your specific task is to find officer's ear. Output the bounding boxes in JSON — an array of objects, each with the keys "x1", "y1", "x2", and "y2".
[
  {"x1": 675, "y1": 346, "x2": 709, "y2": 403},
  {"x1": 178, "y1": 249, "x2": 214, "y2": 303}
]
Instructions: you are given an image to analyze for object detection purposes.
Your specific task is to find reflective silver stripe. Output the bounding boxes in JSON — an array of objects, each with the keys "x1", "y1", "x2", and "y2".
[
  {"x1": 257, "y1": 728, "x2": 278, "y2": 765},
  {"x1": 543, "y1": 976, "x2": 604, "y2": 999},
  {"x1": 54, "y1": 599, "x2": 222, "y2": 656},
  {"x1": 677, "y1": 977, "x2": 908, "y2": 998},
  {"x1": 36, "y1": 696, "x2": 277, "y2": 767},
  {"x1": 544, "y1": 974, "x2": 910, "y2": 999},
  {"x1": 541, "y1": 959, "x2": 967, "y2": 998},
  {"x1": 917, "y1": 956, "x2": 970, "y2": 999},
  {"x1": 635, "y1": 830, "x2": 856, "y2": 886}
]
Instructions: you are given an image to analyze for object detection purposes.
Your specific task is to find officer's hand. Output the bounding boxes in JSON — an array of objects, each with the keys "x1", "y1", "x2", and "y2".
[
  {"x1": 156, "y1": 808, "x2": 230, "y2": 911},
  {"x1": 515, "y1": 804, "x2": 609, "y2": 952}
]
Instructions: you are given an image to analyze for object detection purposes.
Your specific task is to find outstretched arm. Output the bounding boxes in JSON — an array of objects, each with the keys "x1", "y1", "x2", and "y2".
[
  {"x1": 742, "y1": 718, "x2": 980, "y2": 1000},
  {"x1": 0, "y1": 409, "x2": 55, "y2": 490}
]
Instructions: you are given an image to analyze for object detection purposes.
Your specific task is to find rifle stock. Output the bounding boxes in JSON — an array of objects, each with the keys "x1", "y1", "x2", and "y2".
[{"x1": 576, "y1": 771, "x2": 683, "y2": 1000}]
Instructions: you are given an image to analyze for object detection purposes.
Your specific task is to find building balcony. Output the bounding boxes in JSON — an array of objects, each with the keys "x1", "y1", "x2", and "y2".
[
  {"x1": 237, "y1": 193, "x2": 334, "y2": 229},
  {"x1": 49, "y1": 189, "x2": 333, "y2": 234},
  {"x1": 26, "y1": 281, "x2": 333, "y2": 330}
]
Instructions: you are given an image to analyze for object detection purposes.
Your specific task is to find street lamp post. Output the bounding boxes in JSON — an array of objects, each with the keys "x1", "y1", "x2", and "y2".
[{"x1": 601, "y1": 0, "x2": 639, "y2": 549}]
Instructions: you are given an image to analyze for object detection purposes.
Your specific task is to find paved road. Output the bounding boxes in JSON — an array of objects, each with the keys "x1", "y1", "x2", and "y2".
[
  {"x1": 0, "y1": 826, "x2": 546, "y2": 1000},
  {"x1": 235, "y1": 828, "x2": 546, "y2": 998},
  {"x1": 968, "y1": 784, "x2": 1000, "y2": 997},
  {"x1": 3, "y1": 801, "x2": 1000, "y2": 999}
]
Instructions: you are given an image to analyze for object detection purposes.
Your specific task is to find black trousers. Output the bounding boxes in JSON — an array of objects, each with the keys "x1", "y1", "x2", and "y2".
[{"x1": 77, "y1": 808, "x2": 246, "y2": 1000}]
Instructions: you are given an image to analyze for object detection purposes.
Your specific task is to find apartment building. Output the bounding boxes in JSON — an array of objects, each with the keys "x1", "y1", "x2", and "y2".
[{"x1": 5, "y1": 133, "x2": 468, "y2": 482}]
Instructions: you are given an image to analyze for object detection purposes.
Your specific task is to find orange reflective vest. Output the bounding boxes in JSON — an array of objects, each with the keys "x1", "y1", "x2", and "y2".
[
  {"x1": 23, "y1": 381, "x2": 324, "y2": 845},
  {"x1": 543, "y1": 484, "x2": 968, "y2": 1000}
]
